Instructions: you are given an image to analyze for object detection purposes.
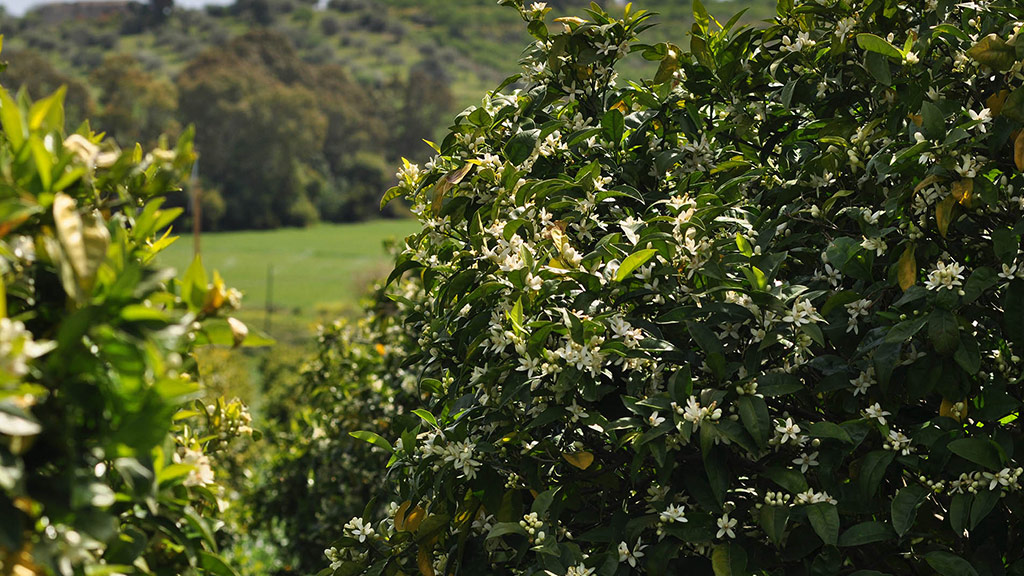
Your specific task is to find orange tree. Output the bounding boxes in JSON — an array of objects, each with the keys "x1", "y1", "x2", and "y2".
[
  {"x1": 0, "y1": 49, "x2": 257, "y2": 575},
  {"x1": 329, "y1": 0, "x2": 1024, "y2": 574}
]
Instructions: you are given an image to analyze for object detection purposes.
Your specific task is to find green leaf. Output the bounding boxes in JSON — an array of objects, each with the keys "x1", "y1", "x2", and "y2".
[
  {"x1": 1005, "y1": 86, "x2": 1024, "y2": 123},
  {"x1": 864, "y1": 52, "x2": 892, "y2": 86},
  {"x1": 504, "y1": 129, "x2": 539, "y2": 165},
  {"x1": 0, "y1": 89, "x2": 25, "y2": 149},
  {"x1": 507, "y1": 297, "x2": 524, "y2": 337},
  {"x1": 890, "y1": 484, "x2": 928, "y2": 537},
  {"x1": 858, "y1": 451, "x2": 895, "y2": 497},
  {"x1": 885, "y1": 316, "x2": 928, "y2": 343},
  {"x1": 29, "y1": 136, "x2": 52, "y2": 190},
  {"x1": 349, "y1": 431, "x2": 393, "y2": 453},
  {"x1": 380, "y1": 186, "x2": 405, "y2": 211},
  {"x1": 183, "y1": 255, "x2": 209, "y2": 311},
  {"x1": 947, "y1": 437, "x2": 1004, "y2": 470},
  {"x1": 856, "y1": 33, "x2": 903, "y2": 59},
  {"x1": 807, "y1": 422, "x2": 853, "y2": 444},
  {"x1": 805, "y1": 503, "x2": 839, "y2": 546},
  {"x1": 763, "y1": 466, "x2": 808, "y2": 493},
  {"x1": 531, "y1": 488, "x2": 558, "y2": 515},
  {"x1": 735, "y1": 233, "x2": 753, "y2": 257},
  {"x1": 928, "y1": 310, "x2": 959, "y2": 354},
  {"x1": 920, "y1": 102, "x2": 945, "y2": 140},
  {"x1": 711, "y1": 542, "x2": 746, "y2": 576},
  {"x1": 601, "y1": 108, "x2": 624, "y2": 144},
  {"x1": 970, "y1": 489, "x2": 999, "y2": 530},
  {"x1": 411, "y1": 409, "x2": 438, "y2": 428},
  {"x1": 992, "y1": 228, "x2": 1018, "y2": 264},
  {"x1": 954, "y1": 334, "x2": 982, "y2": 375},
  {"x1": 736, "y1": 396, "x2": 770, "y2": 449},
  {"x1": 925, "y1": 551, "x2": 979, "y2": 576},
  {"x1": 615, "y1": 248, "x2": 659, "y2": 282},
  {"x1": 198, "y1": 545, "x2": 240, "y2": 573},
  {"x1": 759, "y1": 505, "x2": 789, "y2": 547},
  {"x1": 28, "y1": 86, "x2": 64, "y2": 131},
  {"x1": 838, "y1": 521, "x2": 894, "y2": 547},
  {"x1": 487, "y1": 522, "x2": 528, "y2": 539}
]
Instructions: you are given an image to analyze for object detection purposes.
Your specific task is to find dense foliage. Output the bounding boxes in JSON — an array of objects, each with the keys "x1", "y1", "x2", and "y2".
[
  {"x1": 248, "y1": 281, "x2": 424, "y2": 575},
  {"x1": 0, "y1": 53, "x2": 257, "y2": 575},
  {"x1": 323, "y1": 0, "x2": 1024, "y2": 574}
]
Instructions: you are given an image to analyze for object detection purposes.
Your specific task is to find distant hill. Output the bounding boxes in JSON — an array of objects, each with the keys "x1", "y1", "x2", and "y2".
[{"x1": 0, "y1": 0, "x2": 775, "y2": 229}]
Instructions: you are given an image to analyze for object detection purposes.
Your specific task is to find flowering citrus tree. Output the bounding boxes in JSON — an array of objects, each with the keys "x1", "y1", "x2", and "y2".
[
  {"x1": 0, "y1": 49, "x2": 257, "y2": 575},
  {"x1": 329, "y1": 0, "x2": 1024, "y2": 574}
]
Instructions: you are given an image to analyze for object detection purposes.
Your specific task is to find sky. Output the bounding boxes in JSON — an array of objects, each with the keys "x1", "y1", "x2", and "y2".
[{"x1": 1, "y1": 0, "x2": 230, "y2": 16}]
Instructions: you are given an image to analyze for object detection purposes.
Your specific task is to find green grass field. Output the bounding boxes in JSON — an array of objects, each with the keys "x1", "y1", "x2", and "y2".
[{"x1": 159, "y1": 219, "x2": 421, "y2": 338}]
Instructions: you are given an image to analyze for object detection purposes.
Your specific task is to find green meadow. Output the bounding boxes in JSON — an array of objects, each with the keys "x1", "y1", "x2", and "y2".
[{"x1": 159, "y1": 219, "x2": 421, "y2": 337}]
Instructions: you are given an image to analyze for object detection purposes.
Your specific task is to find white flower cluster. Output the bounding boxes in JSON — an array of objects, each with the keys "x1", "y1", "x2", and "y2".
[
  {"x1": 924, "y1": 260, "x2": 966, "y2": 292},
  {"x1": 793, "y1": 489, "x2": 837, "y2": 505},
  {"x1": 948, "y1": 467, "x2": 1024, "y2": 495},
  {"x1": 176, "y1": 447, "x2": 215, "y2": 488},
  {"x1": 520, "y1": 512, "x2": 546, "y2": 544},
  {"x1": 673, "y1": 396, "x2": 722, "y2": 431},
  {"x1": 0, "y1": 318, "x2": 54, "y2": 380},
  {"x1": 343, "y1": 517, "x2": 376, "y2": 543}
]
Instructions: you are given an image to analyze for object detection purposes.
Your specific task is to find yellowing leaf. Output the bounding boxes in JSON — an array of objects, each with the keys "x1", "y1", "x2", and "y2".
[
  {"x1": 548, "y1": 221, "x2": 568, "y2": 254},
  {"x1": 404, "y1": 505, "x2": 426, "y2": 532},
  {"x1": 940, "y1": 398, "x2": 968, "y2": 423},
  {"x1": 394, "y1": 501, "x2": 412, "y2": 531},
  {"x1": 936, "y1": 194, "x2": 957, "y2": 238},
  {"x1": 913, "y1": 174, "x2": 941, "y2": 194},
  {"x1": 711, "y1": 544, "x2": 735, "y2": 576},
  {"x1": 988, "y1": 89, "x2": 1010, "y2": 116},
  {"x1": 897, "y1": 245, "x2": 916, "y2": 292},
  {"x1": 952, "y1": 179, "x2": 974, "y2": 208},
  {"x1": 53, "y1": 193, "x2": 110, "y2": 297},
  {"x1": 416, "y1": 544, "x2": 436, "y2": 576},
  {"x1": 1015, "y1": 130, "x2": 1024, "y2": 172},
  {"x1": 562, "y1": 451, "x2": 595, "y2": 470},
  {"x1": 967, "y1": 33, "x2": 1017, "y2": 71},
  {"x1": 553, "y1": 16, "x2": 586, "y2": 25},
  {"x1": 907, "y1": 113, "x2": 923, "y2": 126}
]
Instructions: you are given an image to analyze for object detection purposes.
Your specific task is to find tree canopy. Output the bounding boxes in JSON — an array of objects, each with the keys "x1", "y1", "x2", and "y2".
[{"x1": 316, "y1": 0, "x2": 1024, "y2": 574}]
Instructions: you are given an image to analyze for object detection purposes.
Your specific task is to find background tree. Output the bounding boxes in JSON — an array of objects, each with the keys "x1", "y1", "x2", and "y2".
[{"x1": 91, "y1": 53, "x2": 179, "y2": 148}]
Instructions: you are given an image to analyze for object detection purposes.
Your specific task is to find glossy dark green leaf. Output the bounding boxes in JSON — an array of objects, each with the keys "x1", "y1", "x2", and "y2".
[
  {"x1": 806, "y1": 502, "x2": 839, "y2": 546},
  {"x1": 838, "y1": 521, "x2": 894, "y2": 547},
  {"x1": 947, "y1": 437, "x2": 1004, "y2": 470},
  {"x1": 925, "y1": 551, "x2": 979, "y2": 576},
  {"x1": 891, "y1": 484, "x2": 928, "y2": 537}
]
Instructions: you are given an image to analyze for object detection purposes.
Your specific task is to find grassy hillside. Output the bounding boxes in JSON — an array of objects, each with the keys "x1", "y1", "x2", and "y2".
[{"x1": 2, "y1": 0, "x2": 776, "y2": 113}]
